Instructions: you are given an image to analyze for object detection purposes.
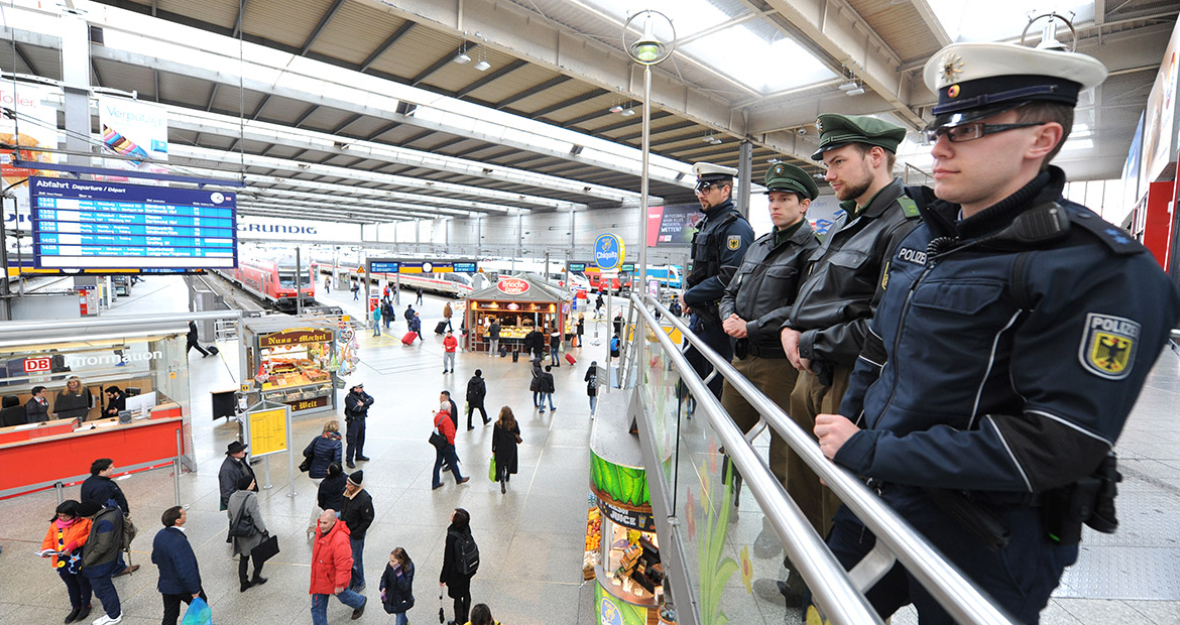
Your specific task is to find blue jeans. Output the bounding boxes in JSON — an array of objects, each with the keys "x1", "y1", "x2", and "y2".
[
  {"x1": 373, "y1": 324, "x2": 381, "y2": 336},
  {"x1": 311, "y1": 591, "x2": 365, "y2": 625},
  {"x1": 350, "y1": 536, "x2": 365, "y2": 589},
  {"x1": 550, "y1": 347, "x2": 560, "y2": 363},
  {"x1": 589, "y1": 395, "x2": 597, "y2": 414},
  {"x1": 394, "y1": 612, "x2": 408, "y2": 625},
  {"x1": 87, "y1": 573, "x2": 119, "y2": 619},
  {"x1": 541, "y1": 393, "x2": 555, "y2": 410},
  {"x1": 432, "y1": 444, "x2": 464, "y2": 487}
]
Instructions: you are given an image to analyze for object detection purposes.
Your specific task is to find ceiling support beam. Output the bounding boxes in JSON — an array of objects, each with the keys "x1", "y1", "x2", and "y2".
[
  {"x1": 411, "y1": 44, "x2": 474, "y2": 87},
  {"x1": 250, "y1": 94, "x2": 271, "y2": 120},
  {"x1": 908, "y1": 0, "x2": 951, "y2": 47},
  {"x1": 455, "y1": 58, "x2": 527, "y2": 98},
  {"x1": 13, "y1": 43, "x2": 39, "y2": 75},
  {"x1": 231, "y1": 0, "x2": 250, "y2": 38},
  {"x1": 529, "y1": 88, "x2": 608, "y2": 120},
  {"x1": 300, "y1": 0, "x2": 347, "y2": 55},
  {"x1": 360, "y1": 21, "x2": 416, "y2": 72},
  {"x1": 204, "y1": 83, "x2": 219, "y2": 112},
  {"x1": 292, "y1": 105, "x2": 318, "y2": 128},
  {"x1": 366, "y1": 121, "x2": 401, "y2": 140},
  {"x1": 332, "y1": 113, "x2": 364, "y2": 134},
  {"x1": 494, "y1": 75, "x2": 571, "y2": 109}
]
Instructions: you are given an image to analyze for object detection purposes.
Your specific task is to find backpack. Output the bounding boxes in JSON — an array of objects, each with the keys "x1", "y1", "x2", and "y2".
[
  {"x1": 450, "y1": 530, "x2": 480, "y2": 576},
  {"x1": 121, "y1": 512, "x2": 137, "y2": 552}
]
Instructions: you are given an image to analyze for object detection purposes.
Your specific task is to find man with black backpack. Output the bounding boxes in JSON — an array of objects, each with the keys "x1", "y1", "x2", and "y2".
[
  {"x1": 439, "y1": 508, "x2": 478, "y2": 625},
  {"x1": 78, "y1": 501, "x2": 124, "y2": 625}
]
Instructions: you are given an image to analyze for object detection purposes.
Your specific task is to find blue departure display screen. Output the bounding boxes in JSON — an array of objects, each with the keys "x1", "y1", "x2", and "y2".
[{"x1": 29, "y1": 177, "x2": 237, "y2": 269}]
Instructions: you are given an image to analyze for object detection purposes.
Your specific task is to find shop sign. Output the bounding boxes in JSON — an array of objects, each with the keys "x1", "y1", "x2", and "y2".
[
  {"x1": 259, "y1": 328, "x2": 333, "y2": 348},
  {"x1": 596, "y1": 498, "x2": 656, "y2": 532},
  {"x1": 497, "y1": 277, "x2": 530, "y2": 295},
  {"x1": 286, "y1": 395, "x2": 330, "y2": 412},
  {"x1": 65, "y1": 350, "x2": 162, "y2": 368},
  {"x1": 594, "y1": 233, "x2": 624, "y2": 270},
  {"x1": 23, "y1": 357, "x2": 52, "y2": 373}
]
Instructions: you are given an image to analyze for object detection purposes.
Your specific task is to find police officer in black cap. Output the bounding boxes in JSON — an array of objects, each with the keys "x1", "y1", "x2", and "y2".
[
  {"x1": 813, "y1": 39, "x2": 1180, "y2": 624},
  {"x1": 679, "y1": 162, "x2": 754, "y2": 399}
]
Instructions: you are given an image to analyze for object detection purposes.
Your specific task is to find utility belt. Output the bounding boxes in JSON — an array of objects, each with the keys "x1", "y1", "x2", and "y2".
[
  {"x1": 872, "y1": 453, "x2": 1122, "y2": 551},
  {"x1": 345, "y1": 413, "x2": 367, "y2": 423},
  {"x1": 733, "y1": 338, "x2": 785, "y2": 360}
]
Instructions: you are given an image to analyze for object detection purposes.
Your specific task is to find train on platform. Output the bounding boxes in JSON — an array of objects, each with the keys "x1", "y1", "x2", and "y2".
[
  {"x1": 319, "y1": 264, "x2": 476, "y2": 299},
  {"x1": 219, "y1": 257, "x2": 316, "y2": 312}
]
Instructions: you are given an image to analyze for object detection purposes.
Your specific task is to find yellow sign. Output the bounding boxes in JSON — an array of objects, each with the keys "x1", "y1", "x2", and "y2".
[
  {"x1": 169, "y1": 371, "x2": 177, "y2": 379},
  {"x1": 247, "y1": 407, "x2": 288, "y2": 457},
  {"x1": 240, "y1": 384, "x2": 251, "y2": 393},
  {"x1": 259, "y1": 328, "x2": 333, "y2": 348}
]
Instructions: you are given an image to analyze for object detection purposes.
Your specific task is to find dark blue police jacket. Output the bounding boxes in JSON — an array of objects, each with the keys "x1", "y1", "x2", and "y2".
[{"x1": 836, "y1": 167, "x2": 1180, "y2": 499}]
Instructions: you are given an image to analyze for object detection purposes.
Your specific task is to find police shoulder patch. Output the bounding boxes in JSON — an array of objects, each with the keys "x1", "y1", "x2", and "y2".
[
  {"x1": 1078, "y1": 313, "x2": 1140, "y2": 380},
  {"x1": 727, "y1": 235, "x2": 742, "y2": 250}
]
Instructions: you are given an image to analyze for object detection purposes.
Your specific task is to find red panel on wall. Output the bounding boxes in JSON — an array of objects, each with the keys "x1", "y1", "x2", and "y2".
[{"x1": 1141, "y1": 180, "x2": 1176, "y2": 270}]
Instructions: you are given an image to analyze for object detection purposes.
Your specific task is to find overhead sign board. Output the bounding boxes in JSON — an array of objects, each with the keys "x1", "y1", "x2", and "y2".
[
  {"x1": 619, "y1": 263, "x2": 635, "y2": 273},
  {"x1": 29, "y1": 177, "x2": 237, "y2": 269},
  {"x1": 497, "y1": 277, "x2": 530, "y2": 295},
  {"x1": 567, "y1": 262, "x2": 587, "y2": 273},
  {"x1": 594, "y1": 234, "x2": 624, "y2": 270},
  {"x1": 368, "y1": 259, "x2": 478, "y2": 274}
]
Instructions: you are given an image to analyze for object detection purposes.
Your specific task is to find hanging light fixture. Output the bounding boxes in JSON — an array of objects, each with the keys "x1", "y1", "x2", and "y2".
[{"x1": 473, "y1": 44, "x2": 491, "y2": 71}]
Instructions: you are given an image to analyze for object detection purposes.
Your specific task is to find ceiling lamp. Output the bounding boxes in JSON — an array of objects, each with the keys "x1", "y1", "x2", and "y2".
[
  {"x1": 609, "y1": 103, "x2": 624, "y2": 113},
  {"x1": 838, "y1": 79, "x2": 858, "y2": 91},
  {"x1": 847, "y1": 82, "x2": 865, "y2": 96},
  {"x1": 620, "y1": 107, "x2": 636, "y2": 117},
  {"x1": 474, "y1": 59, "x2": 491, "y2": 71},
  {"x1": 453, "y1": 50, "x2": 471, "y2": 64}
]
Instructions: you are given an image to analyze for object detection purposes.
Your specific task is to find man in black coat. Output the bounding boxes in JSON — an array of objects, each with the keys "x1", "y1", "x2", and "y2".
[
  {"x1": 465, "y1": 370, "x2": 488, "y2": 430},
  {"x1": 81, "y1": 458, "x2": 137, "y2": 577},
  {"x1": 217, "y1": 441, "x2": 257, "y2": 511},
  {"x1": 344, "y1": 383, "x2": 375, "y2": 468},
  {"x1": 186, "y1": 321, "x2": 210, "y2": 358},
  {"x1": 103, "y1": 386, "x2": 126, "y2": 419},
  {"x1": 340, "y1": 471, "x2": 375, "y2": 593},
  {"x1": 151, "y1": 506, "x2": 206, "y2": 625},
  {"x1": 25, "y1": 385, "x2": 49, "y2": 422}
]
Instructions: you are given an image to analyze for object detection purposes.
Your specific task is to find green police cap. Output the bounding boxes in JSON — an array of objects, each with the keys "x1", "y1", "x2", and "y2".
[
  {"x1": 810, "y1": 114, "x2": 907, "y2": 161},
  {"x1": 763, "y1": 162, "x2": 819, "y2": 201}
]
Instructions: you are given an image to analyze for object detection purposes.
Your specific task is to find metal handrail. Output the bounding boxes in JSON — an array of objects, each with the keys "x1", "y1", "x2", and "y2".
[
  {"x1": 628, "y1": 297, "x2": 883, "y2": 624},
  {"x1": 635, "y1": 292, "x2": 1014, "y2": 624}
]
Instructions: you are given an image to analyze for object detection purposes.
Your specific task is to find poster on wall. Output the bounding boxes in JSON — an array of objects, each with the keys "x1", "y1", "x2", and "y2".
[
  {"x1": 646, "y1": 203, "x2": 703, "y2": 247},
  {"x1": 0, "y1": 83, "x2": 59, "y2": 231},
  {"x1": 1140, "y1": 20, "x2": 1180, "y2": 191},
  {"x1": 1122, "y1": 112, "x2": 1145, "y2": 219},
  {"x1": 97, "y1": 97, "x2": 169, "y2": 181}
]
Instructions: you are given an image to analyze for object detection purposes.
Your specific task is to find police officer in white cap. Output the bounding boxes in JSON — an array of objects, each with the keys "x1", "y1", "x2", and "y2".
[
  {"x1": 812, "y1": 35, "x2": 1180, "y2": 624},
  {"x1": 679, "y1": 162, "x2": 754, "y2": 401}
]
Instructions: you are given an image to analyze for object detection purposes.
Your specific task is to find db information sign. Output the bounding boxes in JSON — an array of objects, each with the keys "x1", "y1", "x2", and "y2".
[
  {"x1": 24, "y1": 357, "x2": 52, "y2": 373},
  {"x1": 594, "y1": 234, "x2": 624, "y2": 270},
  {"x1": 497, "y1": 277, "x2": 530, "y2": 295}
]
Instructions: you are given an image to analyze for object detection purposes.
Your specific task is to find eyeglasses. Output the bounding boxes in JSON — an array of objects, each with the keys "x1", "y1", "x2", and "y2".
[
  {"x1": 695, "y1": 181, "x2": 717, "y2": 193},
  {"x1": 923, "y1": 122, "x2": 1048, "y2": 144}
]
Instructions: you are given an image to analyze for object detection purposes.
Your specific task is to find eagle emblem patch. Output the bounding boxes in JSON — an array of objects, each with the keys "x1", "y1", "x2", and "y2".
[
  {"x1": 727, "y1": 235, "x2": 742, "y2": 251},
  {"x1": 1079, "y1": 313, "x2": 1140, "y2": 380}
]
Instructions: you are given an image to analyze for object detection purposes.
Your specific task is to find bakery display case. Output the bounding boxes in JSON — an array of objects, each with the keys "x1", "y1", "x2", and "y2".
[{"x1": 241, "y1": 319, "x2": 339, "y2": 415}]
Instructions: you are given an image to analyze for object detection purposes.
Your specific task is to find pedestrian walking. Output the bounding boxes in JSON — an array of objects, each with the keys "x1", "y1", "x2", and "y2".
[
  {"x1": 379, "y1": 548, "x2": 415, "y2": 625},
  {"x1": 491, "y1": 407, "x2": 521, "y2": 494},
  {"x1": 549, "y1": 329, "x2": 561, "y2": 367},
  {"x1": 80, "y1": 458, "x2": 136, "y2": 577},
  {"x1": 317, "y1": 463, "x2": 347, "y2": 525},
  {"x1": 415, "y1": 286, "x2": 423, "y2": 304},
  {"x1": 340, "y1": 471, "x2": 375, "y2": 593},
  {"x1": 441, "y1": 390, "x2": 459, "y2": 432},
  {"x1": 612, "y1": 312, "x2": 623, "y2": 338},
  {"x1": 344, "y1": 383, "x2": 374, "y2": 469},
  {"x1": 530, "y1": 358, "x2": 543, "y2": 409},
  {"x1": 525, "y1": 327, "x2": 544, "y2": 361},
  {"x1": 610, "y1": 333, "x2": 621, "y2": 361},
  {"x1": 431, "y1": 403, "x2": 469, "y2": 489},
  {"x1": 382, "y1": 299, "x2": 394, "y2": 330},
  {"x1": 585, "y1": 361, "x2": 599, "y2": 417},
  {"x1": 487, "y1": 318, "x2": 501, "y2": 358},
  {"x1": 186, "y1": 321, "x2": 210, "y2": 358},
  {"x1": 443, "y1": 301, "x2": 454, "y2": 332},
  {"x1": 324, "y1": 276, "x2": 330, "y2": 294},
  {"x1": 351, "y1": 280, "x2": 360, "y2": 301},
  {"x1": 411, "y1": 312, "x2": 423, "y2": 343},
  {"x1": 595, "y1": 292, "x2": 604, "y2": 317},
  {"x1": 41, "y1": 500, "x2": 93, "y2": 624},
  {"x1": 151, "y1": 506, "x2": 207, "y2": 625},
  {"x1": 468, "y1": 604, "x2": 500, "y2": 625},
  {"x1": 465, "y1": 370, "x2": 488, "y2": 430},
  {"x1": 443, "y1": 330, "x2": 458, "y2": 374},
  {"x1": 226, "y1": 476, "x2": 268, "y2": 592},
  {"x1": 77, "y1": 500, "x2": 122, "y2": 625},
  {"x1": 539, "y1": 365, "x2": 556, "y2": 413},
  {"x1": 404, "y1": 305, "x2": 416, "y2": 331},
  {"x1": 372, "y1": 305, "x2": 382, "y2": 337},
  {"x1": 576, "y1": 315, "x2": 585, "y2": 348},
  {"x1": 217, "y1": 442, "x2": 257, "y2": 511},
  {"x1": 439, "y1": 509, "x2": 477, "y2": 625},
  {"x1": 304, "y1": 421, "x2": 343, "y2": 538},
  {"x1": 310, "y1": 510, "x2": 367, "y2": 624}
]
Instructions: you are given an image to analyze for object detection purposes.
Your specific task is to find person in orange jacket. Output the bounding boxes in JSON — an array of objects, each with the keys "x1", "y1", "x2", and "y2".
[
  {"x1": 309, "y1": 509, "x2": 366, "y2": 625},
  {"x1": 41, "y1": 500, "x2": 93, "y2": 624}
]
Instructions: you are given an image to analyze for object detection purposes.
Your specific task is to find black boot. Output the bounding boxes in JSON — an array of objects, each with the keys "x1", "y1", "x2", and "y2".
[{"x1": 64, "y1": 608, "x2": 80, "y2": 623}]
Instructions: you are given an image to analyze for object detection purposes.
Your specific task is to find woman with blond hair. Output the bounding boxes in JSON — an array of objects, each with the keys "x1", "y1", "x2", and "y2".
[
  {"x1": 303, "y1": 420, "x2": 342, "y2": 538},
  {"x1": 491, "y1": 407, "x2": 521, "y2": 494}
]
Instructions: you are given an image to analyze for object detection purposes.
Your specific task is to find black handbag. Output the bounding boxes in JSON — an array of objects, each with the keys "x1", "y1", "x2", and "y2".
[
  {"x1": 251, "y1": 534, "x2": 280, "y2": 564},
  {"x1": 428, "y1": 428, "x2": 447, "y2": 449},
  {"x1": 298, "y1": 456, "x2": 312, "y2": 473}
]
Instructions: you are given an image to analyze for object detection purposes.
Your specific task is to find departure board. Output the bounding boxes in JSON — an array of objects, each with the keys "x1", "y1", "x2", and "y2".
[{"x1": 29, "y1": 177, "x2": 237, "y2": 269}]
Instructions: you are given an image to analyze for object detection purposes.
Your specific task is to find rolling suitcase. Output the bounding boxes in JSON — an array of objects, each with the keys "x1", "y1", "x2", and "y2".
[
  {"x1": 499, "y1": 345, "x2": 507, "y2": 358},
  {"x1": 512, "y1": 350, "x2": 520, "y2": 363},
  {"x1": 434, "y1": 321, "x2": 448, "y2": 335},
  {"x1": 207, "y1": 345, "x2": 220, "y2": 356},
  {"x1": 402, "y1": 332, "x2": 418, "y2": 345},
  {"x1": 565, "y1": 353, "x2": 576, "y2": 365}
]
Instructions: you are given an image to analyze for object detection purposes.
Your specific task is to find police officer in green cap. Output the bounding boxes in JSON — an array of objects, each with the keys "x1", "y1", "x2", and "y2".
[{"x1": 770, "y1": 113, "x2": 921, "y2": 605}]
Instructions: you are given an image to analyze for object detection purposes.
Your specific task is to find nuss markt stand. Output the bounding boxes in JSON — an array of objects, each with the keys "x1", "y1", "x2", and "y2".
[
  {"x1": 464, "y1": 273, "x2": 567, "y2": 356},
  {"x1": 239, "y1": 318, "x2": 341, "y2": 416}
]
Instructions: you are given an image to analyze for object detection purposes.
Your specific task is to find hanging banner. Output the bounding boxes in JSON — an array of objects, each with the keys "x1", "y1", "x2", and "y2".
[
  {"x1": 0, "y1": 83, "x2": 59, "y2": 230},
  {"x1": 97, "y1": 97, "x2": 169, "y2": 181},
  {"x1": 646, "y1": 204, "x2": 703, "y2": 247}
]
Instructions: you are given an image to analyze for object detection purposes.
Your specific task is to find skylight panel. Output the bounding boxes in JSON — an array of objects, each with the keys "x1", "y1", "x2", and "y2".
[
  {"x1": 931, "y1": 1, "x2": 1095, "y2": 43},
  {"x1": 680, "y1": 26, "x2": 835, "y2": 94}
]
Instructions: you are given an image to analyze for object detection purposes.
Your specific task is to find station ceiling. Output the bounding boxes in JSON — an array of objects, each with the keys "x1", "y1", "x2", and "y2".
[{"x1": 2, "y1": 0, "x2": 1177, "y2": 224}]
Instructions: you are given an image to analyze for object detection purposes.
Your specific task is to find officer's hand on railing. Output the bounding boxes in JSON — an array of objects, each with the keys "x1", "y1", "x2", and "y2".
[
  {"x1": 677, "y1": 292, "x2": 690, "y2": 315},
  {"x1": 815, "y1": 413, "x2": 858, "y2": 459},
  {"x1": 722, "y1": 314, "x2": 748, "y2": 338},
  {"x1": 780, "y1": 327, "x2": 803, "y2": 369}
]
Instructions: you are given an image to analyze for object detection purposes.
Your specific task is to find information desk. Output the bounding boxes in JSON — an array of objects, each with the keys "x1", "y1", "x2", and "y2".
[{"x1": 0, "y1": 407, "x2": 185, "y2": 499}]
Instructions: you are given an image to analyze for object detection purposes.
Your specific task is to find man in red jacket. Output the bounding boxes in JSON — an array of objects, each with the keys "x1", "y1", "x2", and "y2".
[
  {"x1": 310, "y1": 510, "x2": 366, "y2": 624},
  {"x1": 442, "y1": 330, "x2": 458, "y2": 374},
  {"x1": 431, "y1": 403, "x2": 469, "y2": 490}
]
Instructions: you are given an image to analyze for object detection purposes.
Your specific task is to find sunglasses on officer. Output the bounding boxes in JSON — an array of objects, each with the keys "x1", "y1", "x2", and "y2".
[
  {"x1": 923, "y1": 121, "x2": 1049, "y2": 144},
  {"x1": 695, "y1": 180, "x2": 728, "y2": 194}
]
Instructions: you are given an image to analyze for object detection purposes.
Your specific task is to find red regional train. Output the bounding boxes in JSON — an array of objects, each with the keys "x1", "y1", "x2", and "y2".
[{"x1": 227, "y1": 257, "x2": 315, "y2": 312}]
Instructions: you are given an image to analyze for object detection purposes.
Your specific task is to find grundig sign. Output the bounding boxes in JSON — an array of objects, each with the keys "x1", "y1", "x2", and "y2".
[{"x1": 259, "y1": 328, "x2": 333, "y2": 348}]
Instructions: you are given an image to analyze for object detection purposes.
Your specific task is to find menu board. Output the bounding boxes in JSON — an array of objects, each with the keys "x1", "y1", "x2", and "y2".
[{"x1": 29, "y1": 177, "x2": 237, "y2": 269}]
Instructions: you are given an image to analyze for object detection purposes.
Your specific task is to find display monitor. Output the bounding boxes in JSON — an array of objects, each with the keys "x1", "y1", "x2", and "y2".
[{"x1": 124, "y1": 390, "x2": 157, "y2": 417}]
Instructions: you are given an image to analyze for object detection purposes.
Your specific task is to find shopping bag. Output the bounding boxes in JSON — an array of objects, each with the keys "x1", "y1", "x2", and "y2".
[
  {"x1": 488, "y1": 455, "x2": 497, "y2": 482},
  {"x1": 181, "y1": 597, "x2": 212, "y2": 625}
]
